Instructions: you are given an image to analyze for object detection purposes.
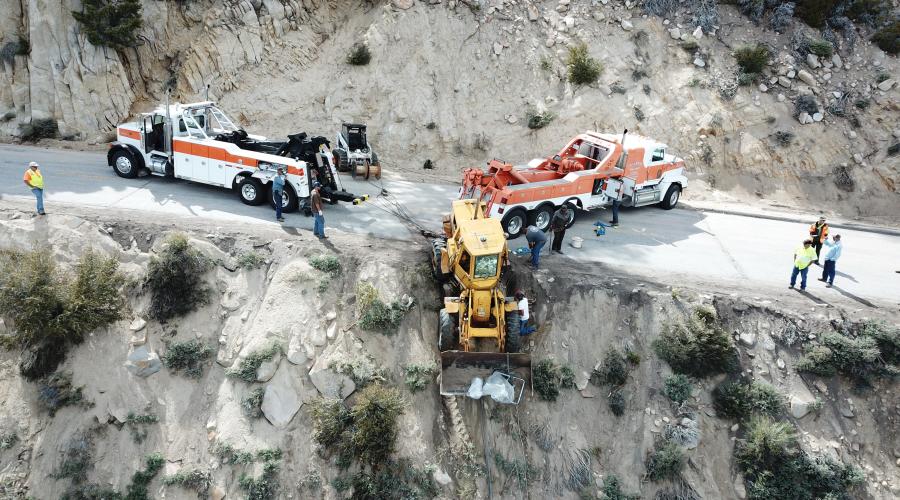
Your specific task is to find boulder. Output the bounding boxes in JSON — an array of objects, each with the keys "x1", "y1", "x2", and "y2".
[
  {"x1": 286, "y1": 330, "x2": 307, "y2": 365},
  {"x1": 125, "y1": 346, "x2": 161, "y2": 378},
  {"x1": 778, "y1": 76, "x2": 792, "y2": 88},
  {"x1": 812, "y1": 112, "x2": 823, "y2": 122},
  {"x1": 620, "y1": 20, "x2": 633, "y2": 31},
  {"x1": 391, "y1": 0, "x2": 414, "y2": 9},
  {"x1": 877, "y1": 79, "x2": 896, "y2": 91},
  {"x1": 527, "y1": 4, "x2": 540, "y2": 21},
  {"x1": 798, "y1": 112, "x2": 812, "y2": 125},
  {"x1": 575, "y1": 371, "x2": 589, "y2": 391},
  {"x1": 789, "y1": 378, "x2": 816, "y2": 419},
  {"x1": 308, "y1": 333, "x2": 359, "y2": 399},
  {"x1": 693, "y1": 57, "x2": 706, "y2": 68},
  {"x1": 806, "y1": 53, "x2": 820, "y2": 69},
  {"x1": 256, "y1": 350, "x2": 281, "y2": 382},
  {"x1": 261, "y1": 367, "x2": 303, "y2": 428},
  {"x1": 739, "y1": 333, "x2": 757, "y2": 347},
  {"x1": 493, "y1": 42, "x2": 503, "y2": 56},
  {"x1": 831, "y1": 54, "x2": 843, "y2": 69},
  {"x1": 668, "y1": 27, "x2": 681, "y2": 40},
  {"x1": 211, "y1": 485, "x2": 226, "y2": 500},
  {"x1": 692, "y1": 26, "x2": 703, "y2": 39},
  {"x1": 790, "y1": 395, "x2": 812, "y2": 418},
  {"x1": 129, "y1": 318, "x2": 147, "y2": 332},
  {"x1": 797, "y1": 70, "x2": 816, "y2": 87},
  {"x1": 433, "y1": 469, "x2": 452, "y2": 486}
]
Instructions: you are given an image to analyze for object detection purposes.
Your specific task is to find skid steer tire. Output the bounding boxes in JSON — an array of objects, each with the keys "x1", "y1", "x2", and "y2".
[
  {"x1": 505, "y1": 310, "x2": 521, "y2": 353},
  {"x1": 439, "y1": 309, "x2": 459, "y2": 352},
  {"x1": 333, "y1": 149, "x2": 350, "y2": 172}
]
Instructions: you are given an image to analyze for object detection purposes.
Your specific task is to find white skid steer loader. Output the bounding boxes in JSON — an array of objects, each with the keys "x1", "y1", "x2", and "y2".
[{"x1": 332, "y1": 123, "x2": 381, "y2": 180}]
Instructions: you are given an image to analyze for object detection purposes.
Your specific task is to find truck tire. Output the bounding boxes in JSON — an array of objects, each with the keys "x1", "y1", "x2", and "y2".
[
  {"x1": 333, "y1": 149, "x2": 350, "y2": 172},
  {"x1": 431, "y1": 239, "x2": 450, "y2": 283},
  {"x1": 237, "y1": 177, "x2": 266, "y2": 206},
  {"x1": 505, "y1": 310, "x2": 521, "y2": 353},
  {"x1": 111, "y1": 149, "x2": 139, "y2": 179},
  {"x1": 528, "y1": 205, "x2": 554, "y2": 232},
  {"x1": 501, "y1": 208, "x2": 527, "y2": 239},
  {"x1": 563, "y1": 202, "x2": 578, "y2": 228},
  {"x1": 659, "y1": 184, "x2": 681, "y2": 210},
  {"x1": 439, "y1": 309, "x2": 459, "y2": 352},
  {"x1": 270, "y1": 184, "x2": 299, "y2": 213}
]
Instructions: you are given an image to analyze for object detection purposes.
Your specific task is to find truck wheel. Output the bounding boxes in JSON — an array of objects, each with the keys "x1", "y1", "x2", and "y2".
[
  {"x1": 563, "y1": 202, "x2": 578, "y2": 228},
  {"x1": 505, "y1": 310, "x2": 521, "y2": 353},
  {"x1": 501, "y1": 208, "x2": 527, "y2": 239},
  {"x1": 439, "y1": 309, "x2": 459, "y2": 352},
  {"x1": 237, "y1": 177, "x2": 266, "y2": 206},
  {"x1": 111, "y1": 149, "x2": 139, "y2": 179},
  {"x1": 660, "y1": 184, "x2": 681, "y2": 210},
  {"x1": 270, "y1": 185, "x2": 299, "y2": 212},
  {"x1": 333, "y1": 149, "x2": 350, "y2": 172},
  {"x1": 528, "y1": 205, "x2": 554, "y2": 232}
]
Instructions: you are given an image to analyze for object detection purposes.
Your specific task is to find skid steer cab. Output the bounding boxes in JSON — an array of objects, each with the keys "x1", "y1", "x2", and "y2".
[
  {"x1": 332, "y1": 122, "x2": 381, "y2": 180},
  {"x1": 431, "y1": 199, "x2": 532, "y2": 403},
  {"x1": 108, "y1": 100, "x2": 360, "y2": 213}
]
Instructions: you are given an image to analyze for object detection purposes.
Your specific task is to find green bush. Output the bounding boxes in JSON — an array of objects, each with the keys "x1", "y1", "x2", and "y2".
[
  {"x1": 600, "y1": 474, "x2": 639, "y2": 500},
  {"x1": 161, "y1": 340, "x2": 213, "y2": 378},
  {"x1": 239, "y1": 461, "x2": 280, "y2": 500},
  {"x1": 358, "y1": 295, "x2": 409, "y2": 335},
  {"x1": 213, "y1": 442, "x2": 255, "y2": 465},
  {"x1": 226, "y1": 343, "x2": 281, "y2": 383},
  {"x1": 796, "y1": 329, "x2": 897, "y2": 384},
  {"x1": 163, "y1": 469, "x2": 211, "y2": 495},
  {"x1": 795, "y1": 0, "x2": 840, "y2": 28},
  {"x1": 0, "y1": 431, "x2": 18, "y2": 450},
  {"x1": 346, "y1": 43, "x2": 371, "y2": 65},
  {"x1": 310, "y1": 385, "x2": 406, "y2": 468},
  {"x1": 0, "y1": 249, "x2": 125, "y2": 378},
  {"x1": 344, "y1": 459, "x2": 438, "y2": 499},
  {"x1": 713, "y1": 380, "x2": 784, "y2": 420},
  {"x1": 806, "y1": 38, "x2": 834, "y2": 58},
  {"x1": 38, "y1": 372, "x2": 87, "y2": 416},
  {"x1": 494, "y1": 452, "x2": 540, "y2": 491},
  {"x1": 527, "y1": 110, "x2": 555, "y2": 129},
  {"x1": 734, "y1": 45, "x2": 769, "y2": 75},
  {"x1": 663, "y1": 374, "x2": 693, "y2": 404},
  {"x1": 241, "y1": 388, "x2": 265, "y2": 419},
  {"x1": 19, "y1": 118, "x2": 59, "y2": 141},
  {"x1": 593, "y1": 349, "x2": 629, "y2": 386},
  {"x1": 145, "y1": 234, "x2": 212, "y2": 321},
  {"x1": 871, "y1": 20, "x2": 900, "y2": 54},
  {"x1": 237, "y1": 252, "x2": 265, "y2": 269},
  {"x1": 608, "y1": 389, "x2": 626, "y2": 416},
  {"x1": 71, "y1": 0, "x2": 143, "y2": 49},
  {"x1": 534, "y1": 359, "x2": 574, "y2": 401},
  {"x1": 125, "y1": 412, "x2": 158, "y2": 444},
  {"x1": 654, "y1": 306, "x2": 737, "y2": 378},
  {"x1": 645, "y1": 438, "x2": 685, "y2": 482},
  {"x1": 56, "y1": 434, "x2": 94, "y2": 483},
  {"x1": 566, "y1": 44, "x2": 603, "y2": 85},
  {"x1": 402, "y1": 362, "x2": 437, "y2": 392},
  {"x1": 124, "y1": 453, "x2": 165, "y2": 500},
  {"x1": 736, "y1": 416, "x2": 863, "y2": 500}
]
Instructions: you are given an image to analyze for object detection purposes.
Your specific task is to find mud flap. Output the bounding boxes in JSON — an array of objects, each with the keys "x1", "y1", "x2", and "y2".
[{"x1": 439, "y1": 351, "x2": 531, "y2": 404}]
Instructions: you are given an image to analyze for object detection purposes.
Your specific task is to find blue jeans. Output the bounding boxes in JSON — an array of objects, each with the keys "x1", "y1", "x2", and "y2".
[
  {"x1": 822, "y1": 260, "x2": 836, "y2": 284},
  {"x1": 530, "y1": 241, "x2": 545, "y2": 268},
  {"x1": 520, "y1": 318, "x2": 535, "y2": 336},
  {"x1": 32, "y1": 188, "x2": 44, "y2": 214},
  {"x1": 313, "y1": 214, "x2": 325, "y2": 237},
  {"x1": 273, "y1": 190, "x2": 282, "y2": 220},
  {"x1": 790, "y1": 266, "x2": 809, "y2": 289}
]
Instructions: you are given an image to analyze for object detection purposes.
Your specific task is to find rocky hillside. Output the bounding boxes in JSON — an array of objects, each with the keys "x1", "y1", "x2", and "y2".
[
  {"x1": 1, "y1": 0, "x2": 898, "y2": 222},
  {"x1": 0, "y1": 207, "x2": 898, "y2": 499}
]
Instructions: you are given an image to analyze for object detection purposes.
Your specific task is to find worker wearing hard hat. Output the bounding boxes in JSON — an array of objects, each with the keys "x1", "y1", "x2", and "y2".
[
  {"x1": 808, "y1": 216, "x2": 829, "y2": 265},
  {"x1": 22, "y1": 161, "x2": 46, "y2": 216}
]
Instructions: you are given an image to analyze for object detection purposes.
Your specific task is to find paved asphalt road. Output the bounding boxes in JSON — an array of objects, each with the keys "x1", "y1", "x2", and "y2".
[{"x1": 2, "y1": 144, "x2": 898, "y2": 306}]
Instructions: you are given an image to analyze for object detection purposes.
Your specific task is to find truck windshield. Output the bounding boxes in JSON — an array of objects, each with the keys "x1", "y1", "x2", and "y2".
[{"x1": 473, "y1": 254, "x2": 499, "y2": 279}]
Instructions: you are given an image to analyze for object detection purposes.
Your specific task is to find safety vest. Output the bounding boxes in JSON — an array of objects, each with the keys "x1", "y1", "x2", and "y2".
[
  {"x1": 794, "y1": 245, "x2": 817, "y2": 270},
  {"x1": 23, "y1": 169, "x2": 43, "y2": 189},
  {"x1": 808, "y1": 222, "x2": 828, "y2": 243}
]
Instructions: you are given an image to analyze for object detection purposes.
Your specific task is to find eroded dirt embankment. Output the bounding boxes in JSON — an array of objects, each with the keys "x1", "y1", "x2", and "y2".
[{"x1": 0, "y1": 207, "x2": 897, "y2": 499}]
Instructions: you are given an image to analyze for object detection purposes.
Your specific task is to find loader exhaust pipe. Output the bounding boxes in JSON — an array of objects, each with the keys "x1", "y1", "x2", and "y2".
[
  {"x1": 205, "y1": 83, "x2": 210, "y2": 102},
  {"x1": 615, "y1": 128, "x2": 628, "y2": 170}
]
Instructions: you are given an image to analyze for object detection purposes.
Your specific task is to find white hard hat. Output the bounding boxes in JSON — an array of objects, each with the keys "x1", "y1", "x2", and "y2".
[{"x1": 29, "y1": 161, "x2": 39, "y2": 167}]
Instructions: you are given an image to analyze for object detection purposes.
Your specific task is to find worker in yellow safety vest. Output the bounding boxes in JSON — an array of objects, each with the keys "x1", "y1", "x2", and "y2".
[
  {"x1": 22, "y1": 161, "x2": 45, "y2": 216},
  {"x1": 789, "y1": 239, "x2": 818, "y2": 291}
]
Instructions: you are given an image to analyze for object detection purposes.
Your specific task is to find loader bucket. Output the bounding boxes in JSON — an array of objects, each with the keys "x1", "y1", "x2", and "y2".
[{"x1": 439, "y1": 351, "x2": 532, "y2": 404}]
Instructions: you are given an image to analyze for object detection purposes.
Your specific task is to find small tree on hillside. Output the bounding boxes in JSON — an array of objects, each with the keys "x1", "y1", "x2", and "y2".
[{"x1": 72, "y1": 0, "x2": 143, "y2": 49}]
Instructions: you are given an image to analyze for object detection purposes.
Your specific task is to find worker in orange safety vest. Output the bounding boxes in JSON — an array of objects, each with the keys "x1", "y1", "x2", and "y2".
[{"x1": 808, "y1": 216, "x2": 829, "y2": 265}]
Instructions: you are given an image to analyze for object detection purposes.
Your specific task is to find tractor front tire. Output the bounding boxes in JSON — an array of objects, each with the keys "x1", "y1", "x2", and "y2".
[
  {"x1": 237, "y1": 177, "x2": 266, "y2": 206},
  {"x1": 505, "y1": 310, "x2": 521, "y2": 353},
  {"x1": 111, "y1": 149, "x2": 139, "y2": 179},
  {"x1": 439, "y1": 309, "x2": 459, "y2": 352}
]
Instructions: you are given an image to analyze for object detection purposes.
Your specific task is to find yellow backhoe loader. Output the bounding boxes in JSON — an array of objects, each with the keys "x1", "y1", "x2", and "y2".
[{"x1": 431, "y1": 199, "x2": 531, "y2": 403}]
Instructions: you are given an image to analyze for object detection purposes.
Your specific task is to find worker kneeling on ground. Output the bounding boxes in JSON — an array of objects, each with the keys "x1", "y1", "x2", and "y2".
[{"x1": 516, "y1": 290, "x2": 536, "y2": 336}]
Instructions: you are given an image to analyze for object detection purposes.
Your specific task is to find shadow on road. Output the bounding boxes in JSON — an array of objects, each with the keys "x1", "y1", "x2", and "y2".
[
  {"x1": 831, "y1": 285, "x2": 876, "y2": 308},
  {"x1": 797, "y1": 289, "x2": 830, "y2": 306}
]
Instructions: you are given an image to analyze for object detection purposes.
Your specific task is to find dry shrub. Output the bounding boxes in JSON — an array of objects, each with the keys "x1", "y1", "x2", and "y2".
[
  {"x1": 713, "y1": 379, "x2": 784, "y2": 420},
  {"x1": 645, "y1": 438, "x2": 685, "y2": 482},
  {"x1": 19, "y1": 118, "x2": 58, "y2": 141},
  {"x1": 653, "y1": 306, "x2": 737, "y2": 378},
  {"x1": 346, "y1": 43, "x2": 371, "y2": 65},
  {"x1": 161, "y1": 340, "x2": 213, "y2": 378},
  {"x1": 734, "y1": 45, "x2": 770, "y2": 75},
  {"x1": 797, "y1": 328, "x2": 898, "y2": 384},
  {"x1": 872, "y1": 21, "x2": 900, "y2": 54}
]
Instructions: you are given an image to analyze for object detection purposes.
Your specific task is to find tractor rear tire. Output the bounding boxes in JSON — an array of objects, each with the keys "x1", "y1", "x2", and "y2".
[
  {"x1": 111, "y1": 149, "x2": 139, "y2": 179},
  {"x1": 237, "y1": 177, "x2": 266, "y2": 206},
  {"x1": 501, "y1": 208, "x2": 527, "y2": 239},
  {"x1": 659, "y1": 184, "x2": 681, "y2": 210},
  {"x1": 505, "y1": 310, "x2": 521, "y2": 353},
  {"x1": 439, "y1": 309, "x2": 459, "y2": 352},
  {"x1": 333, "y1": 149, "x2": 350, "y2": 172}
]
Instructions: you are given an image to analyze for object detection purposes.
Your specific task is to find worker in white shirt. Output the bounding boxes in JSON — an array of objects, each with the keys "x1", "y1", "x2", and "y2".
[{"x1": 515, "y1": 290, "x2": 536, "y2": 336}]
